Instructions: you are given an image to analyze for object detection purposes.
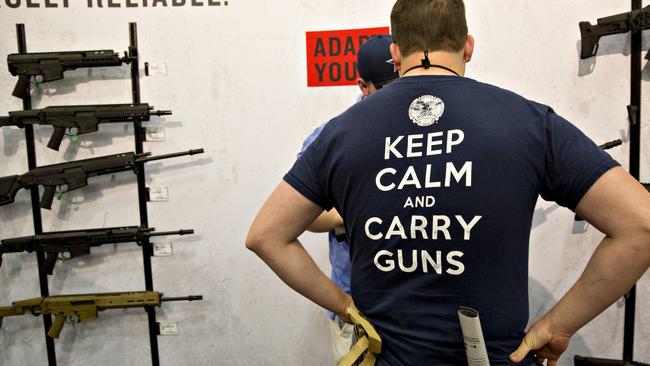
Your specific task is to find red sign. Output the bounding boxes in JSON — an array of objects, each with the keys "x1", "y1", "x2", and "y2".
[{"x1": 306, "y1": 26, "x2": 390, "y2": 87}]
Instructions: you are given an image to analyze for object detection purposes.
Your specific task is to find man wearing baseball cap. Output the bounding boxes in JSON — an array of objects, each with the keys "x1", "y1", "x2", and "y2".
[
  {"x1": 356, "y1": 34, "x2": 399, "y2": 93},
  {"x1": 296, "y1": 34, "x2": 397, "y2": 364}
]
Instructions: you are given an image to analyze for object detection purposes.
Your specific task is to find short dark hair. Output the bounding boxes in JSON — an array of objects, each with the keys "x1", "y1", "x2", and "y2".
[
  {"x1": 370, "y1": 78, "x2": 395, "y2": 90},
  {"x1": 390, "y1": 0, "x2": 468, "y2": 57}
]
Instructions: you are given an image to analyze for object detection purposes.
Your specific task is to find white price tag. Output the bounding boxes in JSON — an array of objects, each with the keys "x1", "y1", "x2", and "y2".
[
  {"x1": 158, "y1": 321, "x2": 178, "y2": 336},
  {"x1": 149, "y1": 186, "x2": 169, "y2": 202},
  {"x1": 153, "y1": 241, "x2": 173, "y2": 257},
  {"x1": 146, "y1": 126, "x2": 166, "y2": 142},
  {"x1": 146, "y1": 62, "x2": 168, "y2": 77}
]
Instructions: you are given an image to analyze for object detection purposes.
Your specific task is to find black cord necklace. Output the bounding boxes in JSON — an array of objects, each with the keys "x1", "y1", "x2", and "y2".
[{"x1": 401, "y1": 51, "x2": 460, "y2": 77}]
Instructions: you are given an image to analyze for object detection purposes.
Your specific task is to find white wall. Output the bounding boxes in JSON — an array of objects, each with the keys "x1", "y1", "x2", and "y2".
[{"x1": 0, "y1": 1, "x2": 648, "y2": 365}]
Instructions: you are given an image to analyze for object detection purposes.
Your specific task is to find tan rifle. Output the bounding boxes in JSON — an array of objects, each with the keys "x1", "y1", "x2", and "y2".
[{"x1": 0, "y1": 291, "x2": 202, "y2": 338}]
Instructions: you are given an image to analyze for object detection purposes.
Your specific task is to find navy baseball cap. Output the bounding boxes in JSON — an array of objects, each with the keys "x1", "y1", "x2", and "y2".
[{"x1": 357, "y1": 35, "x2": 399, "y2": 84}]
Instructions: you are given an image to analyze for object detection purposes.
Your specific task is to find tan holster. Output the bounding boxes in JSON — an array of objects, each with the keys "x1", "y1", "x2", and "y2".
[{"x1": 337, "y1": 308, "x2": 382, "y2": 366}]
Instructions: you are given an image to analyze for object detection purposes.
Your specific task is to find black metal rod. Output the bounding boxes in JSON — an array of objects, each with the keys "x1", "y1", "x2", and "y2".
[
  {"x1": 128, "y1": 22, "x2": 161, "y2": 366},
  {"x1": 138, "y1": 148, "x2": 205, "y2": 163},
  {"x1": 161, "y1": 295, "x2": 204, "y2": 302},
  {"x1": 149, "y1": 229, "x2": 194, "y2": 237},
  {"x1": 623, "y1": 0, "x2": 642, "y2": 361},
  {"x1": 16, "y1": 23, "x2": 57, "y2": 366}
]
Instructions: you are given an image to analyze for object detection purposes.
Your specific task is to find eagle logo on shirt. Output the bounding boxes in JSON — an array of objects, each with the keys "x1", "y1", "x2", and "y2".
[{"x1": 408, "y1": 95, "x2": 445, "y2": 127}]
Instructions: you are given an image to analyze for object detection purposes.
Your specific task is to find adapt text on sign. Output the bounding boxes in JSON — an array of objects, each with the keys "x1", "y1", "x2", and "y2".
[{"x1": 306, "y1": 26, "x2": 389, "y2": 87}]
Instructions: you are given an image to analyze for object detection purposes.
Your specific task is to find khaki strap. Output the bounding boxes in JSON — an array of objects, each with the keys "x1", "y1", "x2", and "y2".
[{"x1": 336, "y1": 308, "x2": 382, "y2": 366}]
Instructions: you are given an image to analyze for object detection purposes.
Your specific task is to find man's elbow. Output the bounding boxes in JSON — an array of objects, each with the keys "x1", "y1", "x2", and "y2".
[
  {"x1": 633, "y1": 221, "x2": 650, "y2": 258},
  {"x1": 245, "y1": 230, "x2": 265, "y2": 253},
  {"x1": 617, "y1": 219, "x2": 650, "y2": 269}
]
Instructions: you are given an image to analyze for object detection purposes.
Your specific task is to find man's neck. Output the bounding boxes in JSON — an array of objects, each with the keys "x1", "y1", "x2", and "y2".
[{"x1": 399, "y1": 50, "x2": 465, "y2": 77}]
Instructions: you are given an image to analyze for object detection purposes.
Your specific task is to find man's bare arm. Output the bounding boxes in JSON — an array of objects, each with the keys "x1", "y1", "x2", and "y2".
[
  {"x1": 245, "y1": 181, "x2": 353, "y2": 321},
  {"x1": 510, "y1": 166, "x2": 650, "y2": 366},
  {"x1": 307, "y1": 209, "x2": 344, "y2": 233}
]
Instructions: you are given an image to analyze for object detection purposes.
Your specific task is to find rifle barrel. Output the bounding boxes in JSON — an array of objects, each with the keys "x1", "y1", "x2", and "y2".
[
  {"x1": 598, "y1": 139, "x2": 623, "y2": 150},
  {"x1": 148, "y1": 229, "x2": 194, "y2": 237},
  {"x1": 161, "y1": 295, "x2": 203, "y2": 302},
  {"x1": 151, "y1": 110, "x2": 172, "y2": 116},
  {"x1": 138, "y1": 149, "x2": 204, "y2": 163}
]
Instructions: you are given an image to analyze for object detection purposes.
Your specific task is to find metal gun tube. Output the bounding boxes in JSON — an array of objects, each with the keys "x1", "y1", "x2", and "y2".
[
  {"x1": 137, "y1": 148, "x2": 205, "y2": 163},
  {"x1": 161, "y1": 295, "x2": 204, "y2": 302}
]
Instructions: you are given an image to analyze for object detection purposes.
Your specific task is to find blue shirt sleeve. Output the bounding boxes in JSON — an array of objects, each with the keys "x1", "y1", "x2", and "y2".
[
  {"x1": 539, "y1": 108, "x2": 620, "y2": 210},
  {"x1": 297, "y1": 124, "x2": 326, "y2": 158},
  {"x1": 285, "y1": 121, "x2": 335, "y2": 211}
]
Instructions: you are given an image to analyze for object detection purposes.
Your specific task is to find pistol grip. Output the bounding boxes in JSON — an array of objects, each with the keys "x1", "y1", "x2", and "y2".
[
  {"x1": 47, "y1": 127, "x2": 66, "y2": 151},
  {"x1": 42, "y1": 253, "x2": 58, "y2": 275},
  {"x1": 12, "y1": 75, "x2": 30, "y2": 99},
  {"x1": 48, "y1": 315, "x2": 66, "y2": 338},
  {"x1": 40, "y1": 186, "x2": 56, "y2": 210}
]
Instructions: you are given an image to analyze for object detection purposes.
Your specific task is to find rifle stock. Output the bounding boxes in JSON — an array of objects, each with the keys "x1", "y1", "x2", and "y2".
[
  {"x1": 0, "y1": 239, "x2": 28, "y2": 268},
  {"x1": 0, "y1": 175, "x2": 23, "y2": 206},
  {"x1": 579, "y1": 21, "x2": 600, "y2": 59}
]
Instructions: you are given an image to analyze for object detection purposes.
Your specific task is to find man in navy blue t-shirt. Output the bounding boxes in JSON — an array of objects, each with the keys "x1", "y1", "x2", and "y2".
[{"x1": 246, "y1": 1, "x2": 650, "y2": 365}]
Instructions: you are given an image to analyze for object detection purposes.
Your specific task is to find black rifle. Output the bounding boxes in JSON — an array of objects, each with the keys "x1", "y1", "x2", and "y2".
[
  {"x1": 0, "y1": 226, "x2": 193, "y2": 274},
  {"x1": 574, "y1": 140, "x2": 623, "y2": 221},
  {"x1": 575, "y1": 355, "x2": 650, "y2": 366},
  {"x1": 7, "y1": 50, "x2": 130, "y2": 99},
  {"x1": 0, "y1": 148, "x2": 204, "y2": 210},
  {"x1": 579, "y1": 5, "x2": 650, "y2": 59},
  {"x1": 0, "y1": 103, "x2": 171, "y2": 151}
]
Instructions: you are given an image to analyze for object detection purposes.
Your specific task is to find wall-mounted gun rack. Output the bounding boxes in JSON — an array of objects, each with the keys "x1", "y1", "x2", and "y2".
[{"x1": 9, "y1": 23, "x2": 200, "y2": 366}]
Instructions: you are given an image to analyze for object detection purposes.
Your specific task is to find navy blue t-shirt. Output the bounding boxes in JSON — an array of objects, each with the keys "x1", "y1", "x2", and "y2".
[{"x1": 284, "y1": 75, "x2": 618, "y2": 366}]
